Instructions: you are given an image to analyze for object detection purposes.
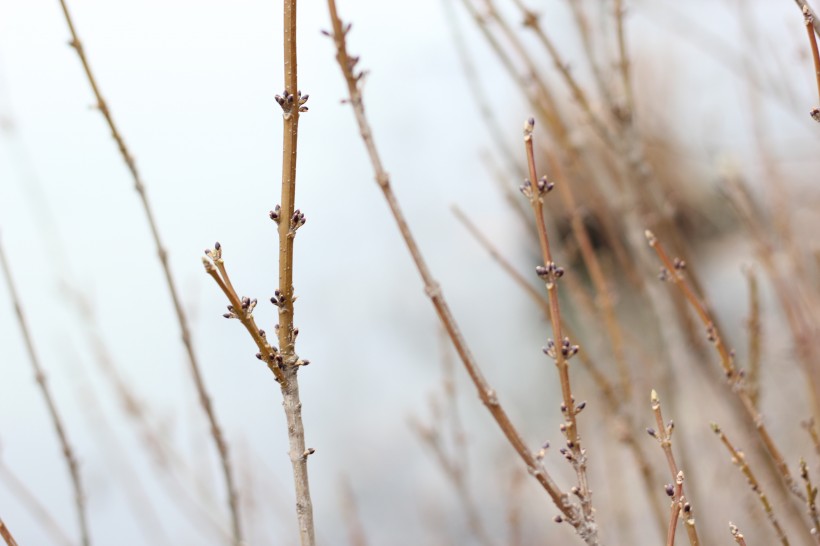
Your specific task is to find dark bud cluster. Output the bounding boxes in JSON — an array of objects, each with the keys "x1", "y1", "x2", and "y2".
[
  {"x1": 673, "y1": 257, "x2": 686, "y2": 271},
  {"x1": 269, "y1": 204, "x2": 281, "y2": 224},
  {"x1": 290, "y1": 209, "x2": 307, "y2": 232},
  {"x1": 271, "y1": 290, "x2": 286, "y2": 308},
  {"x1": 275, "y1": 89, "x2": 309, "y2": 116},
  {"x1": 240, "y1": 296, "x2": 257, "y2": 314},
  {"x1": 658, "y1": 267, "x2": 670, "y2": 282},
  {"x1": 536, "y1": 261, "x2": 564, "y2": 284},
  {"x1": 519, "y1": 176, "x2": 554, "y2": 199},
  {"x1": 543, "y1": 337, "x2": 580, "y2": 360}
]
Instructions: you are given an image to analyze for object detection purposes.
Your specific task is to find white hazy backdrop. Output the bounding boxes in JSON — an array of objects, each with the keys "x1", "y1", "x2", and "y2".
[{"x1": 0, "y1": 0, "x2": 818, "y2": 545}]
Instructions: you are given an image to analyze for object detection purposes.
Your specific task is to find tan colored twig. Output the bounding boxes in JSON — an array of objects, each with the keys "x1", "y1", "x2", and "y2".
[
  {"x1": 324, "y1": 4, "x2": 597, "y2": 543},
  {"x1": 730, "y1": 522, "x2": 748, "y2": 545},
  {"x1": 711, "y1": 423, "x2": 789, "y2": 545},
  {"x1": 801, "y1": 6, "x2": 820, "y2": 121},
  {"x1": 522, "y1": 119, "x2": 597, "y2": 539},
  {"x1": 0, "y1": 235, "x2": 90, "y2": 546},
  {"x1": 273, "y1": 2, "x2": 315, "y2": 543},
  {"x1": 745, "y1": 268, "x2": 762, "y2": 409},
  {"x1": 800, "y1": 459, "x2": 820, "y2": 541},
  {"x1": 55, "y1": 2, "x2": 242, "y2": 541},
  {"x1": 646, "y1": 230, "x2": 804, "y2": 502},
  {"x1": 647, "y1": 390, "x2": 700, "y2": 546},
  {"x1": 452, "y1": 203, "x2": 666, "y2": 537},
  {"x1": 0, "y1": 518, "x2": 18, "y2": 546}
]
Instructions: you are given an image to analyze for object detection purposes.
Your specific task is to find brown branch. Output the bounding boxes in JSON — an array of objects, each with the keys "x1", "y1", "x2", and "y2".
[
  {"x1": 0, "y1": 518, "x2": 18, "y2": 546},
  {"x1": 0, "y1": 236, "x2": 90, "y2": 546},
  {"x1": 324, "y1": 4, "x2": 597, "y2": 543},
  {"x1": 711, "y1": 423, "x2": 789, "y2": 545},
  {"x1": 273, "y1": 2, "x2": 315, "y2": 542},
  {"x1": 522, "y1": 119, "x2": 597, "y2": 538},
  {"x1": 645, "y1": 230, "x2": 804, "y2": 502},
  {"x1": 452, "y1": 204, "x2": 666, "y2": 537},
  {"x1": 647, "y1": 390, "x2": 700, "y2": 546},
  {"x1": 55, "y1": 2, "x2": 242, "y2": 541}
]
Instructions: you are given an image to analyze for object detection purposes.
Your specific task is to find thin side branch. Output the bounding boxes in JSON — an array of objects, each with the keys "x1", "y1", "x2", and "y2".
[
  {"x1": 711, "y1": 423, "x2": 789, "y2": 545},
  {"x1": 522, "y1": 119, "x2": 597, "y2": 540},
  {"x1": 55, "y1": 2, "x2": 242, "y2": 541},
  {"x1": 0, "y1": 236, "x2": 90, "y2": 546},
  {"x1": 647, "y1": 390, "x2": 700, "y2": 546}
]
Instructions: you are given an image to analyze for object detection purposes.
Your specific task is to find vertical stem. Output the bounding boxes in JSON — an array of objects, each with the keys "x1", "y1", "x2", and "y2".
[
  {"x1": 278, "y1": 2, "x2": 314, "y2": 544},
  {"x1": 0, "y1": 236, "x2": 90, "y2": 546}
]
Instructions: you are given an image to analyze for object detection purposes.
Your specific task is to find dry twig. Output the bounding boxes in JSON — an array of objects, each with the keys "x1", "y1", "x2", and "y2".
[
  {"x1": 522, "y1": 119, "x2": 597, "y2": 538},
  {"x1": 647, "y1": 390, "x2": 700, "y2": 546},
  {"x1": 55, "y1": 1, "x2": 242, "y2": 541},
  {"x1": 711, "y1": 423, "x2": 789, "y2": 545},
  {"x1": 0, "y1": 236, "x2": 90, "y2": 546}
]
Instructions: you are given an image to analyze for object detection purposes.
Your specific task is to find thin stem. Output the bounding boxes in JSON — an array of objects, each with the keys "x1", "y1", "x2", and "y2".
[
  {"x1": 648, "y1": 390, "x2": 700, "y2": 546},
  {"x1": 55, "y1": 2, "x2": 242, "y2": 541},
  {"x1": 745, "y1": 269, "x2": 762, "y2": 409},
  {"x1": 455, "y1": 164, "x2": 664, "y2": 539},
  {"x1": 801, "y1": 5, "x2": 820, "y2": 121},
  {"x1": 646, "y1": 230, "x2": 804, "y2": 502},
  {"x1": 0, "y1": 518, "x2": 18, "y2": 546},
  {"x1": 711, "y1": 423, "x2": 790, "y2": 545},
  {"x1": 800, "y1": 459, "x2": 820, "y2": 541},
  {"x1": 0, "y1": 236, "x2": 90, "y2": 546},
  {"x1": 325, "y1": 4, "x2": 595, "y2": 542},
  {"x1": 275, "y1": 1, "x2": 314, "y2": 543},
  {"x1": 522, "y1": 119, "x2": 597, "y2": 537}
]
